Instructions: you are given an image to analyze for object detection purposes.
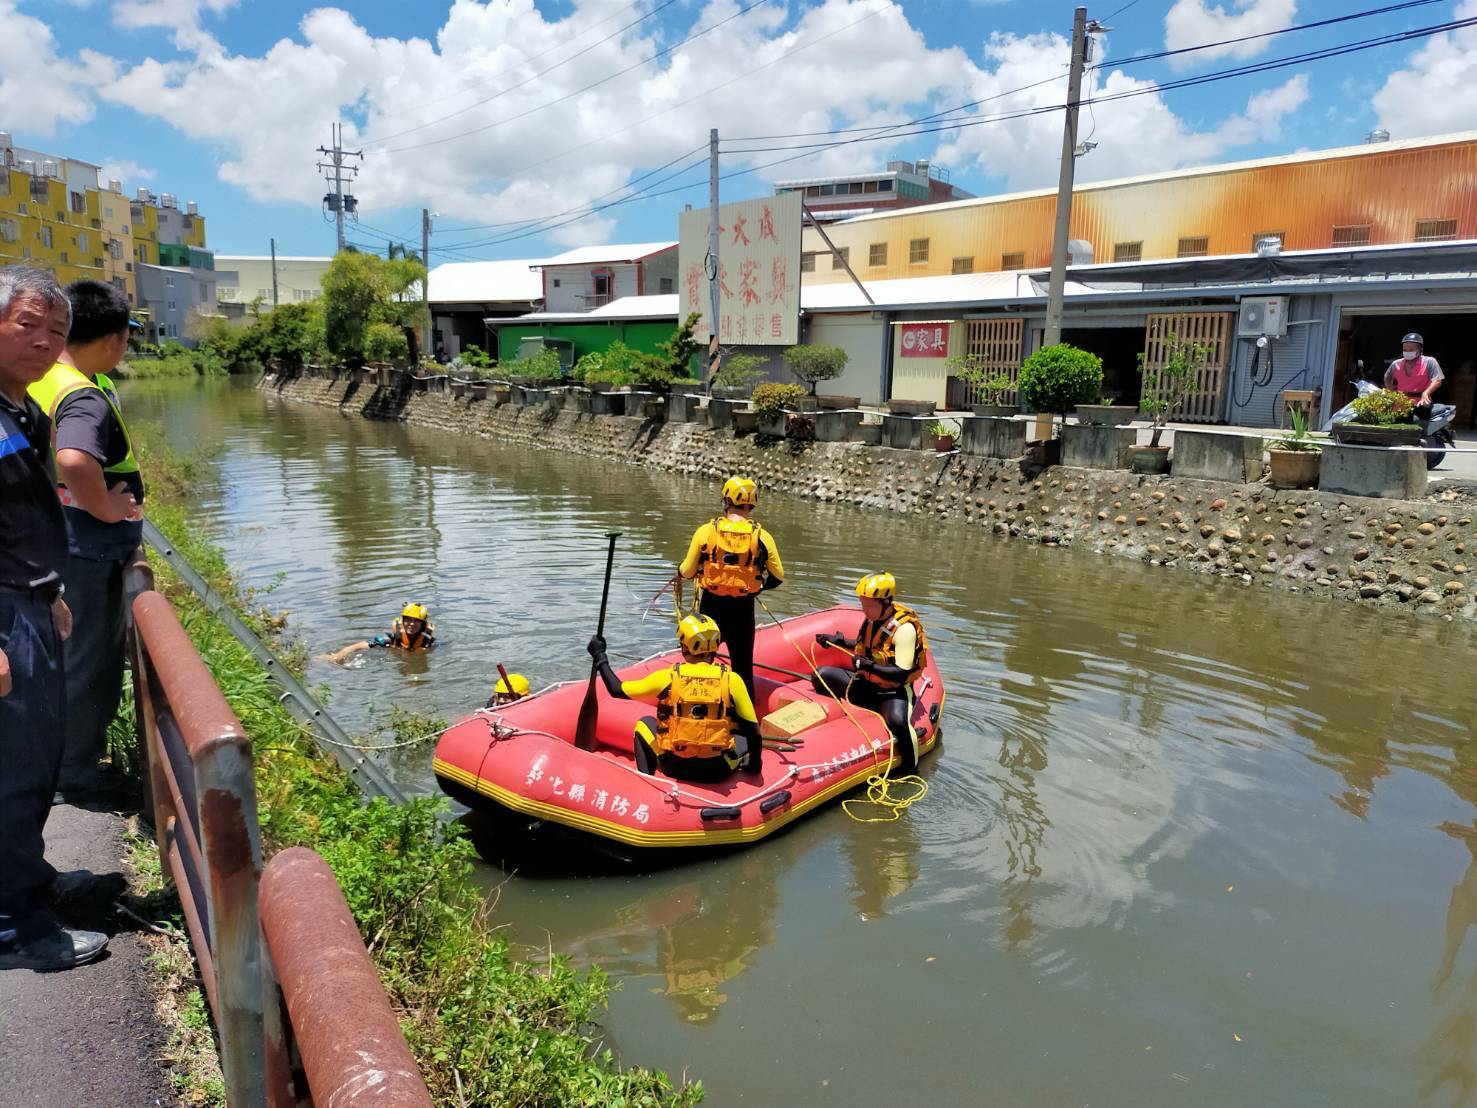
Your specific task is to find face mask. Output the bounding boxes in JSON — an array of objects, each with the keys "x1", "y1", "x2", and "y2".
[{"x1": 1403, "y1": 351, "x2": 1420, "y2": 361}]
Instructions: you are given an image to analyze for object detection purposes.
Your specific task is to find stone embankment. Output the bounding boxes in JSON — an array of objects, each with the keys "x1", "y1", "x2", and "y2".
[{"x1": 263, "y1": 375, "x2": 1477, "y2": 621}]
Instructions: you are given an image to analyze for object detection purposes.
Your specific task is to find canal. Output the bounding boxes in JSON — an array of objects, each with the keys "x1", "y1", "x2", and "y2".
[{"x1": 130, "y1": 377, "x2": 1477, "y2": 1106}]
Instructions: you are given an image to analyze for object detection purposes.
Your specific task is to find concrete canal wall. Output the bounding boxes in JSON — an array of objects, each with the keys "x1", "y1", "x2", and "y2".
[{"x1": 263, "y1": 375, "x2": 1477, "y2": 621}]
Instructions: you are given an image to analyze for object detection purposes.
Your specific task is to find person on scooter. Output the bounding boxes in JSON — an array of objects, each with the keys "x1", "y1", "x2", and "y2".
[{"x1": 1384, "y1": 333, "x2": 1444, "y2": 418}]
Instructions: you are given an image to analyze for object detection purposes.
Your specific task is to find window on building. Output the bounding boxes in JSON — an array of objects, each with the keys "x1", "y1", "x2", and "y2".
[
  {"x1": 819, "y1": 184, "x2": 835, "y2": 196},
  {"x1": 167, "y1": 301, "x2": 176, "y2": 311},
  {"x1": 40, "y1": 226, "x2": 52, "y2": 248},
  {"x1": 257, "y1": 288, "x2": 270, "y2": 299},
  {"x1": 659, "y1": 276, "x2": 674, "y2": 294},
  {"x1": 806, "y1": 185, "x2": 820, "y2": 197},
  {"x1": 165, "y1": 275, "x2": 174, "y2": 287},
  {"x1": 951, "y1": 256, "x2": 974, "y2": 274},
  {"x1": 59, "y1": 252, "x2": 69, "y2": 264},
  {"x1": 800, "y1": 252, "x2": 818, "y2": 273},
  {"x1": 17, "y1": 202, "x2": 26, "y2": 215},
  {"x1": 1177, "y1": 236, "x2": 1209, "y2": 258},
  {"x1": 1414, "y1": 217, "x2": 1457, "y2": 242},
  {"x1": 21, "y1": 247, "x2": 30, "y2": 259},
  {"x1": 878, "y1": 179, "x2": 893, "y2": 192},
  {"x1": 1251, "y1": 230, "x2": 1285, "y2": 251},
  {"x1": 863, "y1": 180, "x2": 878, "y2": 194},
  {"x1": 1332, "y1": 224, "x2": 1372, "y2": 247},
  {"x1": 551, "y1": 278, "x2": 561, "y2": 288},
  {"x1": 93, "y1": 258, "x2": 102, "y2": 269},
  {"x1": 869, "y1": 242, "x2": 887, "y2": 267},
  {"x1": 909, "y1": 238, "x2": 929, "y2": 264},
  {"x1": 77, "y1": 232, "x2": 88, "y2": 253},
  {"x1": 70, "y1": 191, "x2": 86, "y2": 214},
  {"x1": 0, "y1": 218, "x2": 18, "y2": 243},
  {"x1": 848, "y1": 182, "x2": 863, "y2": 195},
  {"x1": 831, "y1": 247, "x2": 850, "y2": 270},
  {"x1": 112, "y1": 278, "x2": 126, "y2": 293},
  {"x1": 1001, "y1": 251, "x2": 1025, "y2": 270},
  {"x1": 1113, "y1": 241, "x2": 1143, "y2": 263}
]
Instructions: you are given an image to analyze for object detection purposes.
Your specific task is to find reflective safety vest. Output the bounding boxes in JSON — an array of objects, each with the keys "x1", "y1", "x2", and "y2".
[
  {"x1": 389, "y1": 618, "x2": 435, "y2": 651},
  {"x1": 653, "y1": 663, "x2": 736, "y2": 759},
  {"x1": 27, "y1": 365, "x2": 138, "y2": 507},
  {"x1": 697, "y1": 518, "x2": 766, "y2": 597},
  {"x1": 854, "y1": 603, "x2": 928, "y2": 689}
]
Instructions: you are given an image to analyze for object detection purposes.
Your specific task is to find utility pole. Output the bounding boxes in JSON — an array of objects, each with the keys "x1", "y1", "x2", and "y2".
[
  {"x1": 1044, "y1": 6, "x2": 1089, "y2": 347},
  {"x1": 316, "y1": 123, "x2": 362, "y2": 254},
  {"x1": 706, "y1": 127, "x2": 721, "y2": 391},
  {"x1": 269, "y1": 237, "x2": 279, "y2": 308},
  {"x1": 421, "y1": 208, "x2": 432, "y2": 358}
]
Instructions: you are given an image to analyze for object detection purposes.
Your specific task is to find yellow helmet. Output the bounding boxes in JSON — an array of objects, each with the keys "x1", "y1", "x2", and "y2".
[
  {"x1": 494, "y1": 673, "x2": 530, "y2": 697},
  {"x1": 855, "y1": 572, "x2": 896, "y2": 601},
  {"x1": 401, "y1": 602, "x2": 430, "y2": 622},
  {"x1": 721, "y1": 475, "x2": 758, "y2": 508},
  {"x1": 677, "y1": 614, "x2": 722, "y2": 656}
]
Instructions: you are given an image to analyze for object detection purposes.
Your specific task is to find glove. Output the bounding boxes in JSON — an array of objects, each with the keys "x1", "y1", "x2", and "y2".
[
  {"x1": 852, "y1": 655, "x2": 873, "y2": 674},
  {"x1": 814, "y1": 633, "x2": 836, "y2": 648},
  {"x1": 587, "y1": 635, "x2": 608, "y2": 660}
]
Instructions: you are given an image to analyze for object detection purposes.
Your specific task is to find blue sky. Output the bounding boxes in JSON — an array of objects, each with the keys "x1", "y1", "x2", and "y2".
[{"x1": 5, "y1": 0, "x2": 1474, "y2": 261}]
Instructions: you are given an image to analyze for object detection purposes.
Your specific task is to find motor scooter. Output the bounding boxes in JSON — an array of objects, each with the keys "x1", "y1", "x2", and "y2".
[{"x1": 1324, "y1": 363, "x2": 1456, "y2": 470}]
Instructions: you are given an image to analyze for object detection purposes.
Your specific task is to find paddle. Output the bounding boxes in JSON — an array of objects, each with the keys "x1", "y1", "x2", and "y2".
[
  {"x1": 575, "y1": 532, "x2": 620, "y2": 751},
  {"x1": 496, "y1": 663, "x2": 513, "y2": 698}
]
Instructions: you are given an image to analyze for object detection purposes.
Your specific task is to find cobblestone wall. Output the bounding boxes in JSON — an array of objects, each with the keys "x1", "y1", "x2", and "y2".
[{"x1": 263, "y1": 376, "x2": 1477, "y2": 621}]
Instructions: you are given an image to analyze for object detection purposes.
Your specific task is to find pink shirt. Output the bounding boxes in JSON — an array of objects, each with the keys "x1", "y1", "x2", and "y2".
[{"x1": 1387, "y1": 355, "x2": 1443, "y2": 397}]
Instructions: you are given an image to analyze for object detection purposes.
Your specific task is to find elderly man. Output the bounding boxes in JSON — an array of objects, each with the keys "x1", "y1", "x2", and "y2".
[{"x1": 0, "y1": 267, "x2": 109, "y2": 971}]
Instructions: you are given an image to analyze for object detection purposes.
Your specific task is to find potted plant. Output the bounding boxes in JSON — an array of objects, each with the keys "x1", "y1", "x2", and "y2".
[
  {"x1": 782, "y1": 343, "x2": 848, "y2": 398},
  {"x1": 1075, "y1": 395, "x2": 1138, "y2": 426},
  {"x1": 1132, "y1": 335, "x2": 1209, "y2": 474},
  {"x1": 1268, "y1": 407, "x2": 1322, "y2": 488},
  {"x1": 752, "y1": 381, "x2": 806, "y2": 437},
  {"x1": 1018, "y1": 342, "x2": 1104, "y2": 465},
  {"x1": 929, "y1": 420, "x2": 959, "y2": 453},
  {"x1": 947, "y1": 353, "x2": 1015, "y2": 416},
  {"x1": 1331, "y1": 388, "x2": 1422, "y2": 446}
]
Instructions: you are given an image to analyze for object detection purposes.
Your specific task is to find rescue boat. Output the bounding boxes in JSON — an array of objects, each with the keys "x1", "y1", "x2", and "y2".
[{"x1": 433, "y1": 607, "x2": 944, "y2": 850}]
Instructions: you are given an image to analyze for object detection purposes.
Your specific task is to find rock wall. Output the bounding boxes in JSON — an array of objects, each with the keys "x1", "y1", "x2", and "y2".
[{"x1": 262, "y1": 375, "x2": 1477, "y2": 621}]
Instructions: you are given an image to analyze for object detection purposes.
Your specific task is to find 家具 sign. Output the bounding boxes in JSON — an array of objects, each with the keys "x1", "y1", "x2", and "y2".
[
  {"x1": 678, "y1": 192, "x2": 801, "y2": 347},
  {"x1": 898, "y1": 322, "x2": 949, "y2": 358}
]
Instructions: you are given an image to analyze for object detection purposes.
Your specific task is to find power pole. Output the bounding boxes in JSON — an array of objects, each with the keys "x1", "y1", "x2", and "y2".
[
  {"x1": 422, "y1": 208, "x2": 432, "y2": 358},
  {"x1": 1044, "y1": 6, "x2": 1089, "y2": 347},
  {"x1": 269, "y1": 237, "x2": 279, "y2": 308},
  {"x1": 706, "y1": 127, "x2": 721, "y2": 391},
  {"x1": 316, "y1": 123, "x2": 362, "y2": 254}
]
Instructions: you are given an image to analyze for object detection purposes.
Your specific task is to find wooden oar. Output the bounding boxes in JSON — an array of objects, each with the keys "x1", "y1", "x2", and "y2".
[{"x1": 574, "y1": 532, "x2": 620, "y2": 751}]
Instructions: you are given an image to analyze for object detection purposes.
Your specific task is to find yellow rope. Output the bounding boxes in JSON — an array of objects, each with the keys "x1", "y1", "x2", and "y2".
[{"x1": 756, "y1": 596, "x2": 927, "y2": 823}]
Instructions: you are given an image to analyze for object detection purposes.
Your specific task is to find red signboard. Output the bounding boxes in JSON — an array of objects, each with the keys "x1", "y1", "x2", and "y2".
[{"x1": 898, "y1": 323, "x2": 949, "y2": 358}]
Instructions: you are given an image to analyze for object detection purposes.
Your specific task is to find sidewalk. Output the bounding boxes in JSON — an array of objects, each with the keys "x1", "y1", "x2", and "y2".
[{"x1": 0, "y1": 798, "x2": 177, "y2": 1108}]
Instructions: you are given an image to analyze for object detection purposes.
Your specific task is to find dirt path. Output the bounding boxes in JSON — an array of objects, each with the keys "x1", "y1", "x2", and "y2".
[{"x1": 0, "y1": 800, "x2": 176, "y2": 1108}]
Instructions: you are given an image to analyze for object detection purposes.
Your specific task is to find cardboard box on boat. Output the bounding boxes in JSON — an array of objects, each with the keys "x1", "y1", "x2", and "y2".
[{"x1": 761, "y1": 699, "x2": 827, "y2": 740}]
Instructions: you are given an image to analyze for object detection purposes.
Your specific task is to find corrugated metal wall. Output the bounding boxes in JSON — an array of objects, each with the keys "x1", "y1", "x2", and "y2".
[
  {"x1": 805, "y1": 313, "x2": 886, "y2": 404},
  {"x1": 1224, "y1": 296, "x2": 1325, "y2": 428}
]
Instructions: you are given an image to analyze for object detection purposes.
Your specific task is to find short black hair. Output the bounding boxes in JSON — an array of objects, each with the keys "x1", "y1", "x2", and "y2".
[{"x1": 65, "y1": 279, "x2": 132, "y2": 346}]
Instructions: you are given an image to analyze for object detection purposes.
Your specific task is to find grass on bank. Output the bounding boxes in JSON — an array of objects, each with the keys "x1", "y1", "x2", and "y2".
[{"x1": 128, "y1": 429, "x2": 703, "y2": 1107}]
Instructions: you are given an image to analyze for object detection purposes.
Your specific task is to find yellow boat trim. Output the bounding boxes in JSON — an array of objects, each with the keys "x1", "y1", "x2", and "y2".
[{"x1": 433, "y1": 731, "x2": 939, "y2": 848}]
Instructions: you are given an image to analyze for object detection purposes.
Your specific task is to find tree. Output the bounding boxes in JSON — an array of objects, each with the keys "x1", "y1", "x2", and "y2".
[
  {"x1": 364, "y1": 321, "x2": 410, "y2": 364},
  {"x1": 1018, "y1": 343, "x2": 1103, "y2": 418},
  {"x1": 782, "y1": 344, "x2": 848, "y2": 394},
  {"x1": 321, "y1": 250, "x2": 427, "y2": 364}
]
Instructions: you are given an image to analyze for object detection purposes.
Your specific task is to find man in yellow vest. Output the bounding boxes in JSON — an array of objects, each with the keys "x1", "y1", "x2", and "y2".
[
  {"x1": 677, "y1": 476, "x2": 783, "y2": 732},
  {"x1": 588, "y1": 615, "x2": 762, "y2": 783},
  {"x1": 812, "y1": 573, "x2": 930, "y2": 773},
  {"x1": 28, "y1": 280, "x2": 143, "y2": 800}
]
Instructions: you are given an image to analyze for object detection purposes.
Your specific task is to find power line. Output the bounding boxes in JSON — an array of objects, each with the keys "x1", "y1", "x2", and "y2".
[
  {"x1": 363, "y1": 0, "x2": 682, "y2": 146},
  {"x1": 377, "y1": 0, "x2": 774, "y2": 154},
  {"x1": 429, "y1": 1, "x2": 891, "y2": 235}
]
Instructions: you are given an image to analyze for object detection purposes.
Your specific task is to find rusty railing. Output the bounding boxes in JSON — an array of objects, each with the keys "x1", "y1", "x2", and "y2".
[{"x1": 128, "y1": 586, "x2": 430, "y2": 1107}]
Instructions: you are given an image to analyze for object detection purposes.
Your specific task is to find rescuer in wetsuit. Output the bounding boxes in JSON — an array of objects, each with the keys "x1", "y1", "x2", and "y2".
[
  {"x1": 677, "y1": 476, "x2": 783, "y2": 706},
  {"x1": 486, "y1": 672, "x2": 530, "y2": 708},
  {"x1": 812, "y1": 573, "x2": 930, "y2": 773},
  {"x1": 587, "y1": 614, "x2": 764, "y2": 782},
  {"x1": 326, "y1": 602, "x2": 436, "y2": 665}
]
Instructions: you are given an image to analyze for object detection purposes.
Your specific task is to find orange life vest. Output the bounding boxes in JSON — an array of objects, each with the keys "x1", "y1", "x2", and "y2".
[
  {"x1": 697, "y1": 518, "x2": 766, "y2": 597},
  {"x1": 389, "y1": 618, "x2": 435, "y2": 652},
  {"x1": 653, "y1": 663, "x2": 737, "y2": 759},
  {"x1": 854, "y1": 603, "x2": 928, "y2": 688}
]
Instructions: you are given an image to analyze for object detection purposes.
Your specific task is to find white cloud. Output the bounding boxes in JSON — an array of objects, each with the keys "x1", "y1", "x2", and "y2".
[
  {"x1": 99, "y1": 159, "x2": 157, "y2": 188},
  {"x1": 1371, "y1": 0, "x2": 1477, "y2": 140},
  {"x1": 933, "y1": 32, "x2": 1308, "y2": 190},
  {"x1": 1163, "y1": 0, "x2": 1297, "y2": 68},
  {"x1": 0, "y1": 1, "x2": 114, "y2": 133}
]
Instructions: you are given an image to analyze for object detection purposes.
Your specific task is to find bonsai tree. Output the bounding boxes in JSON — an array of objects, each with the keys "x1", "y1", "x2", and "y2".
[
  {"x1": 1017, "y1": 343, "x2": 1104, "y2": 430},
  {"x1": 751, "y1": 381, "x2": 807, "y2": 413},
  {"x1": 513, "y1": 344, "x2": 562, "y2": 382},
  {"x1": 1348, "y1": 388, "x2": 1416, "y2": 425},
  {"x1": 710, "y1": 352, "x2": 767, "y2": 391},
  {"x1": 1137, "y1": 335, "x2": 1211, "y2": 447},
  {"x1": 582, "y1": 342, "x2": 642, "y2": 387},
  {"x1": 649, "y1": 312, "x2": 703, "y2": 386},
  {"x1": 782, "y1": 344, "x2": 848, "y2": 395},
  {"x1": 946, "y1": 352, "x2": 1014, "y2": 406},
  {"x1": 363, "y1": 320, "x2": 409, "y2": 365}
]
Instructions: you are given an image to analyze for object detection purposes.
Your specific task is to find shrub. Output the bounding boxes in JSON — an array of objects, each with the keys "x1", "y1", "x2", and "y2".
[
  {"x1": 710, "y1": 353, "x2": 766, "y2": 390},
  {"x1": 363, "y1": 321, "x2": 409, "y2": 364},
  {"x1": 751, "y1": 381, "x2": 806, "y2": 413},
  {"x1": 946, "y1": 353, "x2": 1013, "y2": 404},
  {"x1": 782, "y1": 344, "x2": 848, "y2": 394},
  {"x1": 1018, "y1": 343, "x2": 1103, "y2": 416},
  {"x1": 583, "y1": 342, "x2": 643, "y2": 386},
  {"x1": 648, "y1": 313, "x2": 703, "y2": 385},
  {"x1": 459, "y1": 344, "x2": 494, "y2": 370},
  {"x1": 1350, "y1": 388, "x2": 1416, "y2": 426},
  {"x1": 514, "y1": 344, "x2": 563, "y2": 381}
]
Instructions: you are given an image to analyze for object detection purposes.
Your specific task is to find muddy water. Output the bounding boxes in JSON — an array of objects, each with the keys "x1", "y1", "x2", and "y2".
[{"x1": 130, "y1": 378, "x2": 1477, "y2": 1106}]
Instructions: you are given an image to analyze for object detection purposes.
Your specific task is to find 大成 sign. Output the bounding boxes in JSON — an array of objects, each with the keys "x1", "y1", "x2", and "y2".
[{"x1": 678, "y1": 192, "x2": 801, "y2": 347}]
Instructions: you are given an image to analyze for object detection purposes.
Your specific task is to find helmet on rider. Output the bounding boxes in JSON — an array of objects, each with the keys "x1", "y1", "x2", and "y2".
[
  {"x1": 677, "y1": 614, "x2": 722, "y2": 657},
  {"x1": 721, "y1": 476, "x2": 758, "y2": 508},
  {"x1": 1402, "y1": 333, "x2": 1424, "y2": 348},
  {"x1": 855, "y1": 572, "x2": 896, "y2": 601}
]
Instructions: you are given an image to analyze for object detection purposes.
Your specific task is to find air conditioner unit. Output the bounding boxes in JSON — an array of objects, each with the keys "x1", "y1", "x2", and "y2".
[
  {"x1": 1068, "y1": 238, "x2": 1093, "y2": 265},
  {"x1": 1237, "y1": 295, "x2": 1287, "y2": 338}
]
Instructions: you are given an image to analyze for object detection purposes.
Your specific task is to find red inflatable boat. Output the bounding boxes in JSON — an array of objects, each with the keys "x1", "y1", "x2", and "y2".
[{"x1": 433, "y1": 607, "x2": 944, "y2": 849}]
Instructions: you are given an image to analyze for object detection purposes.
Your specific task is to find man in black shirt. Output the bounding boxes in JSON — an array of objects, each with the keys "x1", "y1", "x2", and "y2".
[
  {"x1": 29, "y1": 280, "x2": 143, "y2": 796},
  {"x1": 0, "y1": 266, "x2": 109, "y2": 971}
]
